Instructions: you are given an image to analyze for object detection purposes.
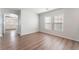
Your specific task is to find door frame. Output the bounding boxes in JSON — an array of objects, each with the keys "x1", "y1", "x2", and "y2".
[{"x1": 1, "y1": 9, "x2": 21, "y2": 37}]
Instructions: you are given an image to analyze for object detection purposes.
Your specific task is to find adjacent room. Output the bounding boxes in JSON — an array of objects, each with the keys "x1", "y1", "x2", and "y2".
[{"x1": 0, "y1": 8, "x2": 79, "y2": 50}]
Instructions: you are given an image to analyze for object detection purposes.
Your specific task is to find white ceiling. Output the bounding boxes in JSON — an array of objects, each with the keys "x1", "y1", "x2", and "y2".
[
  {"x1": 24, "y1": 8, "x2": 56, "y2": 14},
  {"x1": 8, "y1": 8, "x2": 56, "y2": 14}
]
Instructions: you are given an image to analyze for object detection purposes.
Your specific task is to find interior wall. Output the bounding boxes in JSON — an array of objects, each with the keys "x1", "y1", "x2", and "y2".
[
  {"x1": 21, "y1": 8, "x2": 39, "y2": 35},
  {"x1": 0, "y1": 9, "x2": 2, "y2": 37},
  {"x1": 64, "y1": 8, "x2": 79, "y2": 41},
  {"x1": 39, "y1": 8, "x2": 79, "y2": 41}
]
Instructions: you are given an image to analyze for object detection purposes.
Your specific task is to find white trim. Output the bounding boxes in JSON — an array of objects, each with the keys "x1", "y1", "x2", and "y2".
[
  {"x1": 21, "y1": 31, "x2": 39, "y2": 36},
  {"x1": 40, "y1": 30, "x2": 79, "y2": 42}
]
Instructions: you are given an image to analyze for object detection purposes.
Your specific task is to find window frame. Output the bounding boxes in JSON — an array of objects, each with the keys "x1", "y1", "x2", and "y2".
[{"x1": 53, "y1": 15, "x2": 64, "y2": 32}]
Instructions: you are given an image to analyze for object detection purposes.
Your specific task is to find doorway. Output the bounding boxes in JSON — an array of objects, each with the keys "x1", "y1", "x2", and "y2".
[
  {"x1": 3, "y1": 13, "x2": 20, "y2": 40},
  {"x1": 4, "y1": 13, "x2": 18, "y2": 38}
]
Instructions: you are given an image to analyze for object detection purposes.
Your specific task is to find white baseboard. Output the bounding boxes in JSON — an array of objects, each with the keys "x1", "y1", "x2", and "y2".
[
  {"x1": 20, "y1": 30, "x2": 79, "y2": 42},
  {"x1": 40, "y1": 30, "x2": 79, "y2": 42},
  {"x1": 21, "y1": 31, "x2": 39, "y2": 36}
]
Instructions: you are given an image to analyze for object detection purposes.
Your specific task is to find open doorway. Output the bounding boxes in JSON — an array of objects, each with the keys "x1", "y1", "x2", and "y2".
[
  {"x1": 2, "y1": 9, "x2": 21, "y2": 40},
  {"x1": 3, "y1": 13, "x2": 21, "y2": 40},
  {"x1": 4, "y1": 13, "x2": 18, "y2": 38}
]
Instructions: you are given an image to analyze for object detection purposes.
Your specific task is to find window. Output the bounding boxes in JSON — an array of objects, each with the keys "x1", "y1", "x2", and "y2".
[
  {"x1": 53, "y1": 15, "x2": 64, "y2": 32},
  {"x1": 44, "y1": 14, "x2": 64, "y2": 32},
  {"x1": 44, "y1": 16, "x2": 52, "y2": 30}
]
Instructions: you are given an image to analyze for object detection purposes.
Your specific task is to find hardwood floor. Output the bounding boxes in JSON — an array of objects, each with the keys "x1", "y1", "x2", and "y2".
[{"x1": 0, "y1": 30, "x2": 79, "y2": 50}]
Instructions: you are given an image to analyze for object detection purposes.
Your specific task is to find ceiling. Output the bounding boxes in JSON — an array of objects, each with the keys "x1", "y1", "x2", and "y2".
[
  {"x1": 7, "y1": 8, "x2": 57, "y2": 14},
  {"x1": 23, "y1": 8, "x2": 56, "y2": 14}
]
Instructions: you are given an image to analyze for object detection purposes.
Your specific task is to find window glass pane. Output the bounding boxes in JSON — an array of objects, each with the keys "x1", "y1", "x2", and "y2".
[
  {"x1": 45, "y1": 24, "x2": 52, "y2": 30},
  {"x1": 54, "y1": 15, "x2": 64, "y2": 23},
  {"x1": 45, "y1": 17, "x2": 51, "y2": 23},
  {"x1": 59, "y1": 16, "x2": 64, "y2": 23},
  {"x1": 54, "y1": 23, "x2": 63, "y2": 32},
  {"x1": 54, "y1": 16, "x2": 59, "y2": 23},
  {"x1": 44, "y1": 16, "x2": 52, "y2": 30}
]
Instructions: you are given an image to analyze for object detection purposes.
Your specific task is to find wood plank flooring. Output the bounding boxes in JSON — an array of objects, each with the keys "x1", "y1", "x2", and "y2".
[{"x1": 0, "y1": 30, "x2": 79, "y2": 50}]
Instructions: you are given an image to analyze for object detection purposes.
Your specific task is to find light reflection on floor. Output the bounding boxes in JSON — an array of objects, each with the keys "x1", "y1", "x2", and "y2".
[
  {"x1": 10, "y1": 30, "x2": 16, "y2": 41},
  {"x1": 4, "y1": 30, "x2": 17, "y2": 49}
]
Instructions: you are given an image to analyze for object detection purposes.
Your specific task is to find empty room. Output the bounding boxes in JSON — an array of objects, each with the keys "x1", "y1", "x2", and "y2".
[{"x1": 0, "y1": 8, "x2": 79, "y2": 50}]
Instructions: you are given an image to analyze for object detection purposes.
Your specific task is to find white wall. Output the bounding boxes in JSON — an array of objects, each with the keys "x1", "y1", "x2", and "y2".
[
  {"x1": 21, "y1": 9, "x2": 39, "y2": 35},
  {"x1": 64, "y1": 8, "x2": 79, "y2": 41},
  {"x1": 0, "y1": 9, "x2": 2, "y2": 37},
  {"x1": 39, "y1": 8, "x2": 79, "y2": 41}
]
